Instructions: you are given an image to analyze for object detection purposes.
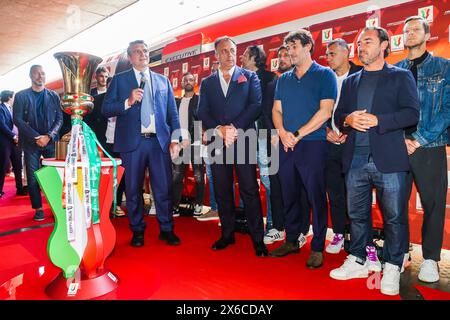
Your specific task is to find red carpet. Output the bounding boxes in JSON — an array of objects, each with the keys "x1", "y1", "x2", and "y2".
[
  {"x1": 0, "y1": 175, "x2": 445, "y2": 300},
  {"x1": 0, "y1": 177, "x2": 53, "y2": 234},
  {"x1": 415, "y1": 285, "x2": 450, "y2": 300}
]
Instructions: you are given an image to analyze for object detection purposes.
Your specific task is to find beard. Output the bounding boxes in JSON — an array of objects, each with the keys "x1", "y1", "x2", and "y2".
[
  {"x1": 184, "y1": 84, "x2": 194, "y2": 92},
  {"x1": 358, "y1": 50, "x2": 380, "y2": 66}
]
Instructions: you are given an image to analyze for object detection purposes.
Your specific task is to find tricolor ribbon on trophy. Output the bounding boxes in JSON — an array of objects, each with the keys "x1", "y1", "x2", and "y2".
[{"x1": 40, "y1": 52, "x2": 118, "y2": 278}]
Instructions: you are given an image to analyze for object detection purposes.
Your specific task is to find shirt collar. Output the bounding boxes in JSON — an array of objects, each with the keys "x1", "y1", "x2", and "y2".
[
  {"x1": 218, "y1": 65, "x2": 236, "y2": 79},
  {"x1": 133, "y1": 67, "x2": 150, "y2": 80},
  {"x1": 3, "y1": 102, "x2": 11, "y2": 109}
]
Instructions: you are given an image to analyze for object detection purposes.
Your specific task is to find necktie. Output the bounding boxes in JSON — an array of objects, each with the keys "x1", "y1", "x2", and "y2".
[{"x1": 140, "y1": 71, "x2": 154, "y2": 128}]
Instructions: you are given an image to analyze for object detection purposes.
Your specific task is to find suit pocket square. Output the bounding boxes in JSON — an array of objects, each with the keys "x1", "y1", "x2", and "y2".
[{"x1": 237, "y1": 75, "x2": 248, "y2": 84}]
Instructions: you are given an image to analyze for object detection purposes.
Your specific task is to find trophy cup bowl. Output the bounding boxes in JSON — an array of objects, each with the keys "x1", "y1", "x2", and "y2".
[{"x1": 53, "y1": 52, "x2": 103, "y2": 159}]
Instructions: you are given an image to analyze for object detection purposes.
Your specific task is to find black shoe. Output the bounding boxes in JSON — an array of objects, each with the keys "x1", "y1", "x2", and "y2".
[
  {"x1": 131, "y1": 232, "x2": 144, "y2": 247},
  {"x1": 212, "y1": 236, "x2": 235, "y2": 250},
  {"x1": 16, "y1": 188, "x2": 27, "y2": 196},
  {"x1": 0, "y1": 191, "x2": 4, "y2": 198},
  {"x1": 159, "y1": 231, "x2": 180, "y2": 245},
  {"x1": 253, "y1": 241, "x2": 268, "y2": 257},
  {"x1": 33, "y1": 209, "x2": 45, "y2": 221}
]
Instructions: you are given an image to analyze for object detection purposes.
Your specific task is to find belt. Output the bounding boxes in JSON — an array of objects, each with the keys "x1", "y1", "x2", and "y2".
[{"x1": 141, "y1": 133, "x2": 157, "y2": 138}]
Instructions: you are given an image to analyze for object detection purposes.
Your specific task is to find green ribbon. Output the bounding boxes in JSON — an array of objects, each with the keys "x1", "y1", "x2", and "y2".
[{"x1": 70, "y1": 119, "x2": 117, "y2": 224}]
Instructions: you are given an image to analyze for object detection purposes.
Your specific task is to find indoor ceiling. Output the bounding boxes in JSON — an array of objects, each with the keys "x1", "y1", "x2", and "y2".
[{"x1": 0, "y1": 0, "x2": 138, "y2": 75}]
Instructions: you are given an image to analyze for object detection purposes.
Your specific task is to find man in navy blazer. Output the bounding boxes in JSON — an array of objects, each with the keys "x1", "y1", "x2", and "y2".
[
  {"x1": 197, "y1": 36, "x2": 268, "y2": 257},
  {"x1": 13, "y1": 65, "x2": 63, "y2": 221},
  {"x1": 103, "y1": 40, "x2": 181, "y2": 247},
  {"x1": 0, "y1": 91, "x2": 25, "y2": 198},
  {"x1": 330, "y1": 27, "x2": 419, "y2": 296}
]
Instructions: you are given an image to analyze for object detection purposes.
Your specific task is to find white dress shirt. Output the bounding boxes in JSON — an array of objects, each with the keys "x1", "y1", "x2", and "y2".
[
  {"x1": 124, "y1": 67, "x2": 156, "y2": 133},
  {"x1": 218, "y1": 66, "x2": 235, "y2": 97}
]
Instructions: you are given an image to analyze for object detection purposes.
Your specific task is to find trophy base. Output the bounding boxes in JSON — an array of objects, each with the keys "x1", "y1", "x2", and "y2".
[{"x1": 45, "y1": 268, "x2": 119, "y2": 300}]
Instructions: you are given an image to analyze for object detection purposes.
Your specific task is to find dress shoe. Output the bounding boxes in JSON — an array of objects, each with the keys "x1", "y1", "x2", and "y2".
[
  {"x1": 269, "y1": 242, "x2": 300, "y2": 257},
  {"x1": 0, "y1": 191, "x2": 4, "y2": 198},
  {"x1": 131, "y1": 232, "x2": 144, "y2": 247},
  {"x1": 306, "y1": 251, "x2": 324, "y2": 269},
  {"x1": 16, "y1": 188, "x2": 28, "y2": 196},
  {"x1": 159, "y1": 231, "x2": 180, "y2": 245},
  {"x1": 211, "y1": 236, "x2": 235, "y2": 250},
  {"x1": 253, "y1": 241, "x2": 268, "y2": 257}
]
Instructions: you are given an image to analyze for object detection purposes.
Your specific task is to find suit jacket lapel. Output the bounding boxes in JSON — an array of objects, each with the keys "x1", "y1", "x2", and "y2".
[
  {"x1": 214, "y1": 72, "x2": 226, "y2": 100},
  {"x1": 226, "y1": 67, "x2": 241, "y2": 99}
]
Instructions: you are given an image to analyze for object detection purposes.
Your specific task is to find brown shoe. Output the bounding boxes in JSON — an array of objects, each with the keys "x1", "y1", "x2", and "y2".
[
  {"x1": 269, "y1": 242, "x2": 300, "y2": 257},
  {"x1": 306, "y1": 251, "x2": 323, "y2": 269}
]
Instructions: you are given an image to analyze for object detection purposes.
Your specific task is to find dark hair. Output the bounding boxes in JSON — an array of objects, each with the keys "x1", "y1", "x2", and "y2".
[
  {"x1": 95, "y1": 66, "x2": 109, "y2": 75},
  {"x1": 284, "y1": 29, "x2": 315, "y2": 54},
  {"x1": 277, "y1": 45, "x2": 287, "y2": 54},
  {"x1": 326, "y1": 38, "x2": 349, "y2": 51},
  {"x1": 29, "y1": 64, "x2": 42, "y2": 76},
  {"x1": 404, "y1": 15, "x2": 430, "y2": 34},
  {"x1": 361, "y1": 26, "x2": 390, "y2": 58},
  {"x1": 246, "y1": 45, "x2": 267, "y2": 70},
  {"x1": 214, "y1": 36, "x2": 237, "y2": 51},
  {"x1": 1, "y1": 90, "x2": 14, "y2": 103},
  {"x1": 127, "y1": 40, "x2": 148, "y2": 56}
]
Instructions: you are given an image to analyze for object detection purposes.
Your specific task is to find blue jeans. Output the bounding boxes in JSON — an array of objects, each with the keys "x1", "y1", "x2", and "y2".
[
  {"x1": 24, "y1": 144, "x2": 55, "y2": 209},
  {"x1": 345, "y1": 153, "x2": 408, "y2": 267},
  {"x1": 204, "y1": 157, "x2": 218, "y2": 211},
  {"x1": 257, "y1": 136, "x2": 272, "y2": 228}
]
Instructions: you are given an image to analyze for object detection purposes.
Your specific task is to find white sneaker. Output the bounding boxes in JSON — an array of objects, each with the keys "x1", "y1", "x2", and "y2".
[
  {"x1": 193, "y1": 204, "x2": 203, "y2": 217},
  {"x1": 196, "y1": 210, "x2": 219, "y2": 221},
  {"x1": 418, "y1": 259, "x2": 439, "y2": 283},
  {"x1": 263, "y1": 229, "x2": 285, "y2": 244},
  {"x1": 400, "y1": 252, "x2": 411, "y2": 273},
  {"x1": 326, "y1": 233, "x2": 344, "y2": 254},
  {"x1": 380, "y1": 262, "x2": 400, "y2": 296},
  {"x1": 149, "y1": 205, "x2": 156, "y2": 216},
  {"x1": 298, "y1": 233, "x2": 307, "y2": 248},
  {"x1": 330, "y1": 255, "x2": 369, "y2": 280},
  {"x1": 366, "y1": 246, "x2": 382, "y2": 272}
]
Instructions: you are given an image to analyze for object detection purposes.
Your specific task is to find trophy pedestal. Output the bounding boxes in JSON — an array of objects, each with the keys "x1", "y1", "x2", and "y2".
[{"x1": 46, "y1": 268, "x2": 119, "y2": 300}]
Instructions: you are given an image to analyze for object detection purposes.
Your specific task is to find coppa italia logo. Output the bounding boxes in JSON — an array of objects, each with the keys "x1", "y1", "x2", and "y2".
[
  {"x1": 366, "y1": 18, "x2": 379, "y2": 28},
  {"x1": 391, "y1": 34, "x2": 404, "y2": 52},
  {"x1": 270, "y1": 58, "x2": 279, "y2": 72},
  {"x1": 348, "y1": 43, "x2": 355, "y2": 58},
  {"x1": 322, "y1": 28, "x2": 333, "y2": 43},
  {"x1": 418, "y1": 6, "x2": 434, "y2": 23}
]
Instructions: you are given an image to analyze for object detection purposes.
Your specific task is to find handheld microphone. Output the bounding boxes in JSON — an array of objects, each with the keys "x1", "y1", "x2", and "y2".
[{"x1": 139, "y1": 76, "x2": 147, "y2": 89}]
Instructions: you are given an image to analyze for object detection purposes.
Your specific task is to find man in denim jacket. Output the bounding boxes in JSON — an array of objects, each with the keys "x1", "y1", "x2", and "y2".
[{"x1": 396, "y1": 16, "x2": 450, "y2": 283}]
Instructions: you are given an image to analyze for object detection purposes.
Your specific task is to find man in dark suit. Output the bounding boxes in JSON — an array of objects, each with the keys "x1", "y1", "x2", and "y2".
[
  {"x1": 172, "y1": 72, "x2": 204, "y2": 216},
  {"x1": 102, "y1": 40, "x2": 181, "y2": 247},
  {"x1": 330, "y1": 27, "x2": 420, "y2": 296},
  {"x1": 0, "y1": 90, "x2": 25, "y2": 198},
  {"x1": 13, "y1": 65, "x2": 63, "y2": 221},
  {"x1": 197, "y1": 36, "x2": 268, "y2": 257}
]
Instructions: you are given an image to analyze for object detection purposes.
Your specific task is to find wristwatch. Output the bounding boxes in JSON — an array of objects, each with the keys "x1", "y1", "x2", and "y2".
[{"x1": 293, "y1": 130, "x2": 303, "y2": 140}]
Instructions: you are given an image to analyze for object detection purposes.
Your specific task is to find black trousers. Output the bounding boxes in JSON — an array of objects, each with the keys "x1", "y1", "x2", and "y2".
[
  {"x1": 268, "y1": 139, "x2": 310, "y2": 233},
  {"x1": 172, "y1": 147, "x2": 205, "y2": 208},
  {"x1": 211, "y1": 142, "x2": 264, "y2": 243},
  {"x1": 405, "y1": 146, "x2": 447, "y2": 261},
  {"x1": 325, "y1": 142, "x2": 347, "y2": 235},
  {"x1": 0, "y1": 141, "x2": 23, "y2": 192}
]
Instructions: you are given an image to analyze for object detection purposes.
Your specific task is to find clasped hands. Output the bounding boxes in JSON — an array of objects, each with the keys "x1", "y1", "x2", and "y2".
[
  {"x1": 344, "y1": 109, "x2": 378, "y2": 132},
  {"x1": 35, "y1": 135, "x2": 50, "y2": 148},
  {"x1": 216, "y1": 124, "x2": 238, "y2": 148}
]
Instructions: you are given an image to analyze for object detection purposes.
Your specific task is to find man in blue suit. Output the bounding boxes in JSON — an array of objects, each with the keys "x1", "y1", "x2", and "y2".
[
  {"x1": 13, "y1": 65, "x2": 63, "y2": 221},
  {"x1": 197, "y1": 36, "x2": 268, "y2": 257},
  {"x1": 103, "y1": 40, "x2": 181, "y2": 247},
  {"x1": 0, "y1": 91, "x2": 25, "y2": 198},
  {"x1": 330, "y1": 27, "x2": 419, "y2": 296}
]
